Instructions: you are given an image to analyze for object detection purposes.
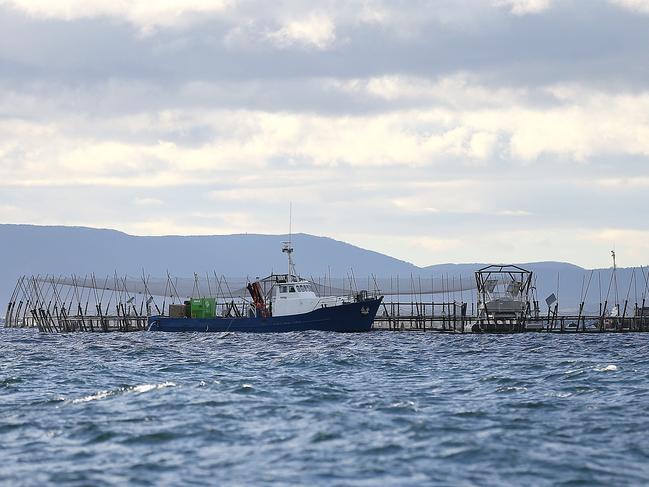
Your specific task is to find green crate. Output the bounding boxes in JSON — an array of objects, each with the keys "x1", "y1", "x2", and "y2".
[{"x1": 190, "y1": 297, "x2": 216, "y2": 318}]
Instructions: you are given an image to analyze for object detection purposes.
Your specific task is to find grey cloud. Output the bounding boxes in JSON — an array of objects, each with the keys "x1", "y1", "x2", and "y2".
[
  {"x1": 0, "y1": 0, "x2": 648, "y2": 127},
  {"x1": 1, "y1": 1, "x2": 649, "y2": 91}
]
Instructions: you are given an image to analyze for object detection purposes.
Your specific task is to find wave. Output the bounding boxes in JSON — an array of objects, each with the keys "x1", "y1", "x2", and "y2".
[{"x1": 70, "y1": 381, "x2": 176, "y2": 404}]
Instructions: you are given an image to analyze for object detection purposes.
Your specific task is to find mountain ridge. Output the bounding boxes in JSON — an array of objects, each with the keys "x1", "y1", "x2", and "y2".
[{"x1": 1, "y1": 224, "x2": 645, "y2": 310}]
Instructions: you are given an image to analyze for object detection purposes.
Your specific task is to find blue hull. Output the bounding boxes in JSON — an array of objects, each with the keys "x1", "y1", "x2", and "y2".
[{"x1": 147, "y1": 297, "x2": 383, "y2": 333}]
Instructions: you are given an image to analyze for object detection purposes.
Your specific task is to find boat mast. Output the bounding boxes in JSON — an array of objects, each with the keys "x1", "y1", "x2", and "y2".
[
  {"x1": 282, "y1": 202, "x2": 294, "y2": 283},
  {"x1": 612, "y1": 249, "x2": 619, "y2": 311}
]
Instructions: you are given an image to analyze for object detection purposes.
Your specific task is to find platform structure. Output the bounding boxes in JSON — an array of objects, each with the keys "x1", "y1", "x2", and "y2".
[{"x1": 473, "y1": 265, "x2": 535, "y2": 332}]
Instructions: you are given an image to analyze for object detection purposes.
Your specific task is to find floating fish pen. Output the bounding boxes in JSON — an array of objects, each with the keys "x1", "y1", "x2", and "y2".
[
  {"x1": 374, "y1": 263, "x2": 649, "y2": 333},
  {"x1": 4, "y1": 262, "x2": 649, "y2": 334},
  {"x1": 5, "y1": 275, "x2": 155, "y2": 332},
  {"x1": 372, "y1": 303, "x2": 649, "y2": 333}
]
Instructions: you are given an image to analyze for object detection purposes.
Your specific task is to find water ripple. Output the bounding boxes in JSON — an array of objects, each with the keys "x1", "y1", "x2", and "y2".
[
  {"x1": 69, "y1": 381, "x2": 176, "y2": 404},
  {"x1": 1, "y1": 329, "x2": 649, "y2": 485}
]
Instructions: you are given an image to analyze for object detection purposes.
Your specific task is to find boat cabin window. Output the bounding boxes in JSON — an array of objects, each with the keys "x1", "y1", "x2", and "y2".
[
  {"x1": 292, "y1": 284, "x2": 311, "y2": 292},
  {"x1": 279, "y1": 284, "x2": 314, "y2": 293}
]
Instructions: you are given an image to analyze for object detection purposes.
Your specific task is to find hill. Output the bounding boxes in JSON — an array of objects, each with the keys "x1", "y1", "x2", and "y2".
[{"x1": 1, "y1": 224, "x2": 646, "y2": 311}]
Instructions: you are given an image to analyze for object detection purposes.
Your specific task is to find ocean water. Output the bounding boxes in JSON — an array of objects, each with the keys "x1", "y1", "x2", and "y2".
[{"x1": 1, "y1": 328, "x2": 649, "y2": 486}]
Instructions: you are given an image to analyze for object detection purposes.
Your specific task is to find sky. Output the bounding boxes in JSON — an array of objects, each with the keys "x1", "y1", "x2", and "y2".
[{"x1": 1, "y1": 0, "x2": 649, "y2": 269}]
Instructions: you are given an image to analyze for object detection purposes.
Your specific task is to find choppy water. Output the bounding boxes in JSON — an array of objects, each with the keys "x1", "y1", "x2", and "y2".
[{"x1": 1, "y1": 328, "x2": 649, "y2": 486}]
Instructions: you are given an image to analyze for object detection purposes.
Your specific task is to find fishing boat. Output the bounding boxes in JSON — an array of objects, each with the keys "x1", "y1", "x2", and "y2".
[{"x1": 147, "y1": 241, "x2": 383, "y2": 333}]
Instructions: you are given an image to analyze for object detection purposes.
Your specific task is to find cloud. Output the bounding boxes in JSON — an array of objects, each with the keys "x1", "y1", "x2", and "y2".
[
  {"x1": 3, "y1": 79, "x2": 649, "y2": 189},
  {"x1": 494, "y1": 0, "x2": 553, "y2": 15},
  {"x1": 134, "y1": 197, "x2": 164, "y2": 206},
  {"x1": 591, "y1": 177, "x2": 649, "y2": 188},
  {"x1": 331, "y1": 74, "x2": 530, "y2": 108},
  {"x1": 266, "y1": 14, "x2": 336, "y2": 50},
  {"x1": 1, "y1": 0, "x2": 232, "y2": 33},
  {"x1": 610, "y1": 0, "x2": 649, "y2": 14}
]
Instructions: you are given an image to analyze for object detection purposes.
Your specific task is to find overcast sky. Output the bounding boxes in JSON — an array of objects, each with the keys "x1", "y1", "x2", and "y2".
[{"x1": 1, "y1": 0, "x2": 648, "y2": 268}]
